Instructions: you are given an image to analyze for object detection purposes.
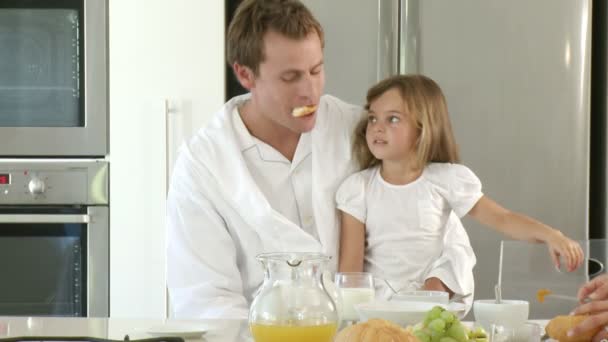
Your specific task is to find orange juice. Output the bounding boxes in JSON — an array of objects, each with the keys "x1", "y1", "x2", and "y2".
[{"x1": 250, "y1": 323, "x2": 337, "y2": 342}]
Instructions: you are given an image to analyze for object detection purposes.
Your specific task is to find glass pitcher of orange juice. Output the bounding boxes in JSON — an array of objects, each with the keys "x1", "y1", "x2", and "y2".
[{"x1": 249, "y1": 252, "x2": 339, "y2": 342}]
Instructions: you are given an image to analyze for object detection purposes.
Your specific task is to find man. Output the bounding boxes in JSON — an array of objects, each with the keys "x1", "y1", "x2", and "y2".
[
  {"x1": 568, "y1": 274, "x2": 608, "y2": 341},
  {"x1": 167, "y1": 0, "x2": 361, "y2": 319},
  {"x1": 167, "y1": 0, "x2": 475, "y2": 319}
]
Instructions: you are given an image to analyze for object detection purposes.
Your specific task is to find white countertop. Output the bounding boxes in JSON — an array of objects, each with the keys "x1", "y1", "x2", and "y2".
[
  {"x1": 0, "y1": 317, "x2": 550, "y2": 342},
  {"x1": 0, "y1": 317, "x2": 251, "y2": 342}
]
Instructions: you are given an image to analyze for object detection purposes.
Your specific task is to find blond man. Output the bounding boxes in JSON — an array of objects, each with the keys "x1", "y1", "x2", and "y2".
[{"x1": 167, "y1": 0, "x2": 361, "y2": 318}]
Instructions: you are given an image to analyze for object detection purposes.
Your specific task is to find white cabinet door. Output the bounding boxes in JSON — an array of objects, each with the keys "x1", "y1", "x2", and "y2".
[{"x1": 109, "y1": 0, "x2": 225, "y2": 318}]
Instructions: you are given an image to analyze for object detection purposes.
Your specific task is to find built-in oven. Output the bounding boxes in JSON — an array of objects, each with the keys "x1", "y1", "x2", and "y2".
[
  {"x1": 0, "y1": 160, "x2": 108, "y2": 317},
  {"x1": 0, "y1": 0, "x2": 107, "y2": 157}
]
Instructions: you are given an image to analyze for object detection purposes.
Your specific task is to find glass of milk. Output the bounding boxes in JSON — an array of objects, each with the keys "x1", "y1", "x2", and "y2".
[{"x1": 335, "y1": 272, "x2": 375, "y2": 323}]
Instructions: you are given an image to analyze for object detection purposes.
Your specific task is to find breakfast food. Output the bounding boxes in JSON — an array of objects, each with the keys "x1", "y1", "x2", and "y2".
[
  {"x1": 413, "y1": 306, "x2": 487, "y2": 342},
  {"x1": 334, "y1": 318, "x2": 419, "y2": 342},
  {"x1": 545, "y1": 315, "x2": 600, "y2": 342},
  {"x1": 291, "y1": 105, "x2": 317, "y2": 117},
  {"x1": 537, "y1": 288, "x2": 552, "y2": 303}
]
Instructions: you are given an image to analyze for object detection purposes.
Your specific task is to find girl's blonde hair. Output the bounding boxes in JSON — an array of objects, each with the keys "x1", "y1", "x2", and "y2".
[{"x1": 354, "y1": 74, "x2": 460, "y2": 170}]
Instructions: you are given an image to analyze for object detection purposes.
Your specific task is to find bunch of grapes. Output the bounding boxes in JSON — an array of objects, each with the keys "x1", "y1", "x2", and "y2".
[{"x1": 411, "y1": 306, "x2": 487, "y2": 342}]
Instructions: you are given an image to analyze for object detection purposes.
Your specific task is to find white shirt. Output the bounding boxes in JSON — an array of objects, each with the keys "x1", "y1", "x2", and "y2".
[
  {"x1": 166, "y1": 94, "x2": 363, "y2": 319},
  {"x1": 336, "y1": 163, "x2": 480, "y2": 309},
  {"x1": 232, "y1": 108, "x2": 317, "y2": 239}
]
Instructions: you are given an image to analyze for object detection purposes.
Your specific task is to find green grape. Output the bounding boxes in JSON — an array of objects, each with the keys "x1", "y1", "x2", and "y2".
[
  {"x1": 470, "y1": 327, "x2": 487, "y2": 339},
  {"x1": 440, "y1": 337, "x2": 460, "y2": 342},
  {"x1": 429, "y1": 318, "x2": 447, "y2": 332},
  {"x1": 440, "y1": 310, "x2": 456, "y2": 324},
  {"x1": 447, "y1": 322, "x2": 468, "y2": 342},
  {"x1": 412, "y1": 323, "x2": 424, "y2": 331},
  {"x1": 475, "y1": 338, "x2": 488, "y2": 342},
  {"x1": 430, "y1": 330, "x2": 443, "y2": 342},
  {"x1": 414, "y1": 330, "x2": 432, "y2": 342},
  {"x1": 426, "y1": 306, "x2": 443, "y2": 320}
]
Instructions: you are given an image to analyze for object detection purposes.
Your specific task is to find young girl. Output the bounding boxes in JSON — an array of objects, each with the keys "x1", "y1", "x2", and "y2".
[{"x1": 336, "y1": 74, "x2": 584, "y2": 299}]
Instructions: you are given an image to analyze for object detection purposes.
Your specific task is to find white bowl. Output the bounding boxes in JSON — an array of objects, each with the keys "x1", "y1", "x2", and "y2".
[
  {"x1": 391, "y1": 290, "x2": 449, "y2": 304},
  {"x1": 473, "y1": 299, "x2": 529, "y2": 332},
  {"x1": 355, "y1": 300, "x2": 442, "y2": 326}
]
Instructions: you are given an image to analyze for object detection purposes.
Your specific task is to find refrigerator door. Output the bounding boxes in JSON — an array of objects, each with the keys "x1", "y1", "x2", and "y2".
[
  {"x1": 413, "y1": 0, "x2": 591, "y2": 318},
  {"x1": 302, "y1": 0, "x2": 399, "y2": 105}
]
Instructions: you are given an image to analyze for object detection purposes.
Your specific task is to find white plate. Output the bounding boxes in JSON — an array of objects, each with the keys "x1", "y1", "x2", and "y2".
[
  {"x1": 446, "y1": 302, "x2": 467, "y2": 313},
  {"x1": 147, "y1": 324, "x2": 207, "y2": 339},
  {"x1": 355, "y1": 300, "x2": 440, "y2": 326}
]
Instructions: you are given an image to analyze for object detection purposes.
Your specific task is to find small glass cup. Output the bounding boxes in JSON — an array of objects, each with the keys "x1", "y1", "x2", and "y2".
[
  {"x1": 335, "y1": 272, "x2": 375, "y2": 324},
  {"x1": 490, "y1": 322, "x2": 541, "y2": 342},
  {"x1": 0, "y1": 321, "x2": 8, "y2": 337}
]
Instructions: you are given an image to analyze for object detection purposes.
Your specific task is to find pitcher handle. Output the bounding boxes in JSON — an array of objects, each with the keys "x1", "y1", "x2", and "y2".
[{"x1": 322, "y1": 270, "x2": 343, "y2": 325}]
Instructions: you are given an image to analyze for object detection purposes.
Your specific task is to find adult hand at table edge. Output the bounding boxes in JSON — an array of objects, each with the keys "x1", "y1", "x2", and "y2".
[
  {"x1": 578, "y1": 274, "x2": 608, "y2": 302},
  {"x1": 568, "y1": 302, "x2": 608, "y2": 341}
]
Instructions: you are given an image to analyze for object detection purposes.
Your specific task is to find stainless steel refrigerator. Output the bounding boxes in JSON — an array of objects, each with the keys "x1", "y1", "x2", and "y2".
[{"x1": 301, "y1": 0, "x2": 607, "y2": 318}]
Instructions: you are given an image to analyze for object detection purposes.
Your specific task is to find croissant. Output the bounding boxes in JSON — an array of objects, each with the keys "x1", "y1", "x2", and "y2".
[
  {"x1": 291, "y1": 105, "x2": 317, "y2": 117},
  {"x1": 545, "y1": 315, "x2": 601, "y2": 342},
  {"x1": 334, "y1": 319, "x2": 419, "y2": 342}
]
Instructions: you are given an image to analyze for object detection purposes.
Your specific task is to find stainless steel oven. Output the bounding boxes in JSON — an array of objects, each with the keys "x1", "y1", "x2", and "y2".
[
  {"x1": 0, "y1": 160, "x2": 108, "y2": 317},
  {"x1": 0, "y1": 0, "x2": 107, "y2": 156}
]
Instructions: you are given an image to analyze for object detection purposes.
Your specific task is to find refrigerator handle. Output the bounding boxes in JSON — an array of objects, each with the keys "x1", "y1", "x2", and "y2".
[
  {"x1": 399, "y1": 0, "x2": 420, "y2": 74},
  {"x1": 377, "y1": 0, "x2": 400, "y2": 80},
  {"x1": 165, "y1": 99, "x2": 174, "y2": 196}
]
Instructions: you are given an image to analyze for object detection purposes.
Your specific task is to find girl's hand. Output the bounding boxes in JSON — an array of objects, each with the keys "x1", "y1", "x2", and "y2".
[
  {"x1": 545, "y1": 230, "x2": 584, "y2": 272},
  {"x1": 423, "y1": 277, "x2": 454, "y2": 297}
]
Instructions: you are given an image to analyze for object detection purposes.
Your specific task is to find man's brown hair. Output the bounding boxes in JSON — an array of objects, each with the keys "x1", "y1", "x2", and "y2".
[
  {"x1": 226, "y1": 0, "x2": 324, "y2": 76},
  {"x1": 354, "y1": 74, "x2": 460, "y2": 170}
]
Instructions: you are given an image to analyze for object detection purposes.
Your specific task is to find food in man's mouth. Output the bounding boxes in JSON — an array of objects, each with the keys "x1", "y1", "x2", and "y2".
[
  {"x1": 545, "y1": 315, "x2": 600, "y2": 342},
  {"x1": 291, "y1": 105, "x2": 317, "y2": 117}
]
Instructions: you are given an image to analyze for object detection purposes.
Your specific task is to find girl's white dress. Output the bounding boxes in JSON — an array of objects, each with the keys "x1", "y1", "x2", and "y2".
[{"x1": 336, "y1": 162, "x2": 481, "y2": 301}]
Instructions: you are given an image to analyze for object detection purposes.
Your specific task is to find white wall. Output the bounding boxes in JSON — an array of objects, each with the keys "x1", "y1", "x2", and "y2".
[{"x1": 109, "y1": 0, "x2": 224, "y2": 317}]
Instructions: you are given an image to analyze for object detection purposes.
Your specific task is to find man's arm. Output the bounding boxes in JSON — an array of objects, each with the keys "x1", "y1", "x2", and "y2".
[{"x1": 166, "y1": 154, "x2": 248, "y2": 319}]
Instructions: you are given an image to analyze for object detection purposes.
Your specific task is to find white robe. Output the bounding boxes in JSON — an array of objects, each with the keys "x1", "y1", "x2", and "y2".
[{"x1": 166, "y1": 94, "x2": 362, "y2": 319}]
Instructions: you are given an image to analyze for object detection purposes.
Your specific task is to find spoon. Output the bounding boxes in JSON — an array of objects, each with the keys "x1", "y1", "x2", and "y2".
[
  {"x1": 383, "y1": 278, "x2": 398, "y2": 294},
  {"x1": 450, "y1": 292, "x2": 472, "y2": 303},
  {"x1": 537, "y1": 289, "x2": 591, "y2": 303},
  {"x1": 494, "y1": 284, "x2": 502, "y2": 304}
]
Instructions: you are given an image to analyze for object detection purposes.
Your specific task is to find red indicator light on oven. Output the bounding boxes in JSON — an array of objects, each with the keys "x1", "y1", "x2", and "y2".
[{"x1": 0, "y1": 174, "x2": 9, "y2": 185}]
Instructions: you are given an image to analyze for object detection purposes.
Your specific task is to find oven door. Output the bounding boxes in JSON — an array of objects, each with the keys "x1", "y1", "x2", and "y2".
[
  {"x1": 0, "y1": 0, "x2": 107, "y2": 156},
  {"x1": 0, "y1": 206, "x2": 108, "y2": 317}
]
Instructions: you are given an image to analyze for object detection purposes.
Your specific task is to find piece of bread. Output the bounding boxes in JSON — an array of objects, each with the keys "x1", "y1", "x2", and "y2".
[
  {"x1": 291, "y1": 105, "x2": 317, "y2": 117},
  {"x1": 334, "y1": 319, "x2": 419, "y2": 342},
  {"x1": 545, "y1": 315, "x2": 601, "y2": 342}
]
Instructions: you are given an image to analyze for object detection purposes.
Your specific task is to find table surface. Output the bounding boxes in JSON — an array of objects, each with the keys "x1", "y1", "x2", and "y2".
[{"x1": 0, "y1": 317, "x2": 550, "y2": 342}]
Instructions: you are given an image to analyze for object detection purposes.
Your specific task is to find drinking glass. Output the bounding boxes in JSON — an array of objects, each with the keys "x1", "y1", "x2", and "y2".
[
  {"x1": 490, "y1": 322, "x2": 541, "y2": 342},
  {"x1": 0, "y1": 321, "x2": 8, "y2": 337},
  {"x1": 334, "y1": 272, "x2": 375, "y2": 323}
]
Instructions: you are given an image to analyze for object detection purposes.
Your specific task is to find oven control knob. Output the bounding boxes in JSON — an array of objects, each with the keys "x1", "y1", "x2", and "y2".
[{"x1": 28, "y1": 178, "x2": 46, "y2": 195}]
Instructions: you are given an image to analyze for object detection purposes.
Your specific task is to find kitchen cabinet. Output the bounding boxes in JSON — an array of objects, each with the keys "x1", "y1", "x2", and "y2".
[{"x1": 108, "y1": 0, "x2": 225, "y2": 317}]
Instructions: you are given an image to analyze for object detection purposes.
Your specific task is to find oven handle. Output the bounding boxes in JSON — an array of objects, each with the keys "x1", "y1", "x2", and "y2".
[{"x1": 0, "y1": 214, "x2": 90, "y2": 223}]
